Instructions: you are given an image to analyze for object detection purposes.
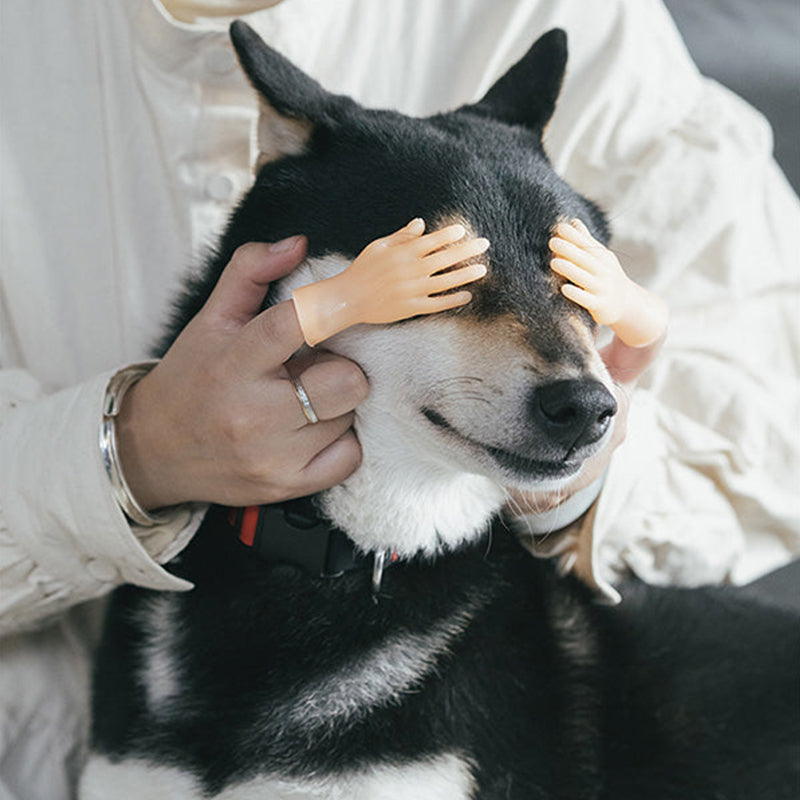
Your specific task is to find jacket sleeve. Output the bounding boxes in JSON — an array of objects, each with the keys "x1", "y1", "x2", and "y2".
[{"x1": 0, "y1": 366, "x2": 204, "y2": 636}]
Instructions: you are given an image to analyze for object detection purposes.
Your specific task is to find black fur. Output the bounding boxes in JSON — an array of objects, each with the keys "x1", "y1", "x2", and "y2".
[
  {"x1": 91, "y1": 515, "x2": 800, "y2": 799},
  {"x1": 89, "y1": 24, "x2": 800, "y2": 799}
]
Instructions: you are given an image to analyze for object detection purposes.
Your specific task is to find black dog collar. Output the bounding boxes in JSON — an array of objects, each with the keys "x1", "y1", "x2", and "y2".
[{"x1": 226, "y1": 497, "x2": 397, "y2": 592}]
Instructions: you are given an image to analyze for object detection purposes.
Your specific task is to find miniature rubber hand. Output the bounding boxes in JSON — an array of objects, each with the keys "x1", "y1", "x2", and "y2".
[
  {"x1": 292, "y1": 218, "x2": 489, "y2": 346},
  {"x1": 549, "y1": 219, "x2": 668, "y2": 348}
]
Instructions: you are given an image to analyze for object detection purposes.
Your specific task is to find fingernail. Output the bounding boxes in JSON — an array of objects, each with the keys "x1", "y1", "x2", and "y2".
[{"x1": 270, "y1": 235, "x2": 303, "y2": 253}]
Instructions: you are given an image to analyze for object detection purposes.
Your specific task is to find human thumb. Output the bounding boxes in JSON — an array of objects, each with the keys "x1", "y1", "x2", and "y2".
[{"x1": 203, "y1": 236, "x2": 307, "y2": 326}]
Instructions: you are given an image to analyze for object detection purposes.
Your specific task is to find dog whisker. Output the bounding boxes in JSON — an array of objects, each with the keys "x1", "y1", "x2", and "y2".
[
  {"x1": 429, "y1": 376, "x2": 485, "y2": 385},
  {"x1": 436, "y1": 394, "x2": 492, "y2": 406}
]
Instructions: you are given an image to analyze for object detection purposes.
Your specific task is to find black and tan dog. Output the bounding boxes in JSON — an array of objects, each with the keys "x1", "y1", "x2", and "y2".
[{"x1": 80, "y1": 22, "x2": 799, "y2": 800}]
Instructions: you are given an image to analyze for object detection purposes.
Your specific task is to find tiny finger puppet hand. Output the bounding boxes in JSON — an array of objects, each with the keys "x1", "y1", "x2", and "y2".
[
  {"x1": 549, "y1": 218, "x2": 668, "y2": 349},
  {"x1": 292, "y1": 218, "x2": 489, "y2": 346}
]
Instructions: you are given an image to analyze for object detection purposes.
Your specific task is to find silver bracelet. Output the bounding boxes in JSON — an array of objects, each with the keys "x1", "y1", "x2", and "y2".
[{"x1": 99, "y1": 363, "x2": 167, "y2": 528}]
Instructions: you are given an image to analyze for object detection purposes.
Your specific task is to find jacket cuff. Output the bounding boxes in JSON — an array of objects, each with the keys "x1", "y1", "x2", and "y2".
[{"x1": 0, "y1": 369, "x2": 200, "y2": 595}]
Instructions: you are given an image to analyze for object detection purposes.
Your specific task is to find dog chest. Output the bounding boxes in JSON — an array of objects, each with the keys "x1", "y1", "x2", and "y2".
[{"x1": 80, "y1": 752, "x2": 476, "y2": 800}]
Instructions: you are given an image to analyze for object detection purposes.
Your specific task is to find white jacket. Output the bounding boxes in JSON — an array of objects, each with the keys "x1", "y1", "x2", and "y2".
[{"x1": 1, "y1": 1, "x2": 798, "y2": 797}]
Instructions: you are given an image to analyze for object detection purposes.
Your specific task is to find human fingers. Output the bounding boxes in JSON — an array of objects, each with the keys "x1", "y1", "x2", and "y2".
[
  {"x1": 294, "y1": 428, "x2": 363, "y2": 496},
  {"x1": 236, "y1": 298, "x2": 308, "y2": 374},
  {"x1": 423, "y1": 236, "x2": 490, "y2": 273},
  {"x1": 290, "y1": 412, "x2": 358, "y2": 459},
  {"x1": 286, "y1": 357, "x2": 368, "y2": 427},
  {"x1": 202, "y1": 237, "x2": 307, "y2": 326},
  {"x1": 426, "y1": 263, "x2": 487, "y2": 295},
  {"x1": 550, "y1": 257, "x2": 598, "y2": 292},
  {"x1": 217, "y1": 419, "x2": 361, "y2": 506}
]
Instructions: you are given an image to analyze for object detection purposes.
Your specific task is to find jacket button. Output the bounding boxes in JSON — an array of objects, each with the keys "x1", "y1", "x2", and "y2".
[
  {"x1": 206, "y1": 174, "x2": 234, "y2": 201},
  {"x1": 204, "y1": 47, "x2": 236, "y2": 75}
]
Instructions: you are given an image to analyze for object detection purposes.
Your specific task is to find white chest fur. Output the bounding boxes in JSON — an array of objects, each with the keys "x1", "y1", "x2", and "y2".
[{"x1": 80, "y1": 752, "x2": 476, "y2": 800}]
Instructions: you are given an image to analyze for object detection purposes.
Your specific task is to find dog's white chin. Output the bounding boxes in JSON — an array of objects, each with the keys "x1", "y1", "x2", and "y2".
[{"x1": 319, "y1": 446, "x2": 506, "y2": 558}]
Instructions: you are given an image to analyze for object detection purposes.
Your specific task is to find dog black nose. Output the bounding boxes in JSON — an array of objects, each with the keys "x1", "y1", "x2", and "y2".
[{"x1": 532, "y1": 379, "x2": 617, "y2": 451}]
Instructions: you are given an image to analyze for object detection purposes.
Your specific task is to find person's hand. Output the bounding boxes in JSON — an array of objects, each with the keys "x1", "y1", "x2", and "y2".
[
  {"x1": 549, "y1": 219, "x2": 667, "y2": 348},
  {"x1": 115, "y1": 236, "x2": 368, "y2": 510},
  {"x1": 292, "y1": 219, "x2": 490, "y2": 345}
]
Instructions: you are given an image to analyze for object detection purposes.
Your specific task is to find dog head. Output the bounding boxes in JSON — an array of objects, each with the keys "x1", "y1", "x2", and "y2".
[{"x1": 210, "y1": 22, "x2": 617, "y2": 555}]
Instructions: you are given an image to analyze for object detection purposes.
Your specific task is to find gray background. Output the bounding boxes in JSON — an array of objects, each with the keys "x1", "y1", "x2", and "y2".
[{"x1": 664, "y1": 0, "x2": 800, "y2": 196}]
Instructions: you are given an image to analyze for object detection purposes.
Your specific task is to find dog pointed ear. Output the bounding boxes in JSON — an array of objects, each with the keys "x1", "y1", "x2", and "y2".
[
  {"x1": 464, "y1": 28, "x2": 568, "y2": 134},
  {"x1": 230, "y1": 20, "x2": 344, "y2": 168}
]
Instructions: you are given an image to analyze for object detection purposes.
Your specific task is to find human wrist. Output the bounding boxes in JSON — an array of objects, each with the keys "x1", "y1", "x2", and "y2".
[{"x1": 111, "y1": 364, "x2": 184, "y2": 514}]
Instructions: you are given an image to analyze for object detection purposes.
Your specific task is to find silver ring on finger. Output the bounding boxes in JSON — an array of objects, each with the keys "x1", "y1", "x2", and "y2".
[{"x1": 292, "y1": 376, "x2": 319, "y2": 424}]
